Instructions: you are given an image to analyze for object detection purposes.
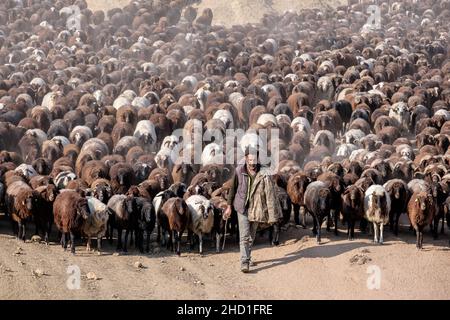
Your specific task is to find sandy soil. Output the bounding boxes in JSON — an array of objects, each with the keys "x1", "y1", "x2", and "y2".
[
  {"x1": 0, "y1": 214, "x2": 448, "y2": 300},
  {"x1": 85, "y1": 0, "x2": 346, "y2": 26}
]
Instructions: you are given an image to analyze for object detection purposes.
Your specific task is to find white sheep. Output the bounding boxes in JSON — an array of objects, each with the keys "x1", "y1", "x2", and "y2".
[
  {"x1": 134, "y1": 120, "x2": 157, "y2": 152},
  {"x1": 70, "y1": 126, "x2": 93, "y2": 146},
  {"x1": 407, "y1": 179, "x2": 430, "y2": 194},
  {"x1": 41, "y1": 91, "x2": 60, "y2": 111},
  {"x1": 15, "y1": 164, "x2": 38, "y2": 179},
  {"x1": 25, "y1": 129, "x2": 47, "y2": 147},
  {"x1": 345, "y1": 129, "x2": 366, "y2": 147},
  {"x1": 84, "y1": 197, "x2": 110, "y2": 253},
  {"x1": 335, "y1": 143, "x2": 358, "y2": 158},
  {"x1": 291, "y1": 117, "x2": 311, "y2": 135},
  {"x1": 113, "y1": 96, "x2": 131, "y2": 110},
  {"x1": 389, "y1": 102, "x2": 410, "y2": 131},
  {"x1": 155, "y1": 147, "x2": 176, "y2": 171},
  {"x1": 162, "y1": 135, "x2": 180, "y2": 151},
  {"x1": 54, "y1": 170, "x2": 77, "y2": 189},
  {"x1": 51, "y1": 136, "x2": 70, "y2": 147},
  {"x1": 316, "y1": 76, "x2": 334, "y2": 102},
  {"x1": 364, "y1": 185, "x2": 391, "y2": 244},
  {"x1": 132, "y1": 96, "x2": 150, "y2": 109},
  {"x1": 213, "y1": 109, "x2": 234, "y2": 129},
  {"x1": 396, "y1": 144, "x2": 414, "y2": 160},
  {"x1": 201, "y1": 143, "x2": 223, "y2": 165},
  {"x1": 257, "y1": 113, "x2": 277, "y2": 127},
  {"x1": 186, "y1": 195, "x2": 214, "y2": 254}
]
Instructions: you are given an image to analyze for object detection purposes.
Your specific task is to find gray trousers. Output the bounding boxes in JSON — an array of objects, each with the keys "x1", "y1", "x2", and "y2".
[{"x1": 237, "y1": 211, "x2": 259, "y2": 265}]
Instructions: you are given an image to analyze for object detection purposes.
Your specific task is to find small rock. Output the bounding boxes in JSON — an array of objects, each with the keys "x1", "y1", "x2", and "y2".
[
  {"x1": 179, "y1": 267, "x2": 185, "y2": 271},
  {"x1": 160, "y1": 259, "x2": 166, "y2": 264},
  {"x1": 25, "y1": 240, "x2": 32, "y2": 244},
  {"x1": 361, "y1": 248, "x2": 370, "y2": 254},
  {"x1": 349, "y1": 254, "x2": 372, "y2": 265},
  {"x1": 112, "y1": 294, "x2": 119, "y2": 299},
  {"x1": 208, "y1": 263, "x2": 214, "y2": 267},
  {"x1": 134, "y1": 261, "x2": 144, "y2": 269},
  {"x1": 86, "y1": 272, "x2": 97, "y2": 280},
  {"x1": 18, "y1": 260, "x2": 25, "y2": 266},
  {"x1": 153, "y1": 247, "x2": 160, "y2": 254},
  {"x1": 112, "y1": 252, "x2": 120, "y2": 257},
  {"x1": 232, "y1": 294, "x2": 237, "y2": 298},
  {"x1": 14, "y1": 247, "x2": 23, "y2": 255},
  {"x1": 31, "y1": 235, "x2": 41, "y2": 243},
  {"x1": 32, "y1": 269, "x2": 44, "y2": 277}
]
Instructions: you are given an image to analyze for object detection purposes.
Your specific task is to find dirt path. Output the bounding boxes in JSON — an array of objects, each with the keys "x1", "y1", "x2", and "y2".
[{"x1": 0, "y1": 216, "x2": 448, "y2": 300}]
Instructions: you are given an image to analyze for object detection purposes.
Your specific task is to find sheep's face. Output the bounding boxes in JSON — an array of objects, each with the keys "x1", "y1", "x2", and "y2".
[
  {"x1": 47, "y1": 185, "x2": 57, "y2": 202},
  {"x1": 141, "y1": 133, "x2": 153, "y2": 145},
  {"x1": 118, "y1": 169, "x2": 129, "y2": 185},
  {"x1": 125, "y1": 197, "x2": 135, "y2": 213},
  {"x1": 25, "y1": 194, "x2": 36, "y2": 211},
  {"x1": 34, "y1": 159, "x2": 48, "y2": 175},
  {"x1": 158, "y1": 176, "x2": 168, "y2": 190},
  {"x1": 135, "y1": 164, "x2": 150, "y2": 181},
  {"x1": 430, "y1": 183, "x2": 441, "y2": 199},
  {"x1": 279, "y1": 194, "x2": 290, "y2": 211}
]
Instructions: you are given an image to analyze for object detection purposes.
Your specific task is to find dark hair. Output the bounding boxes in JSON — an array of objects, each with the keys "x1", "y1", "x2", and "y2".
[{"x1": 245, "y1": 146, "x2": 259, "y2": 157}]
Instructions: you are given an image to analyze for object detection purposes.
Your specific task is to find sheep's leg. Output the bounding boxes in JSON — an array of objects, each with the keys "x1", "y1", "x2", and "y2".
[
  {"x1": 293, "y1": 203, "x2": 300, "y2": 225},
  {"x1": 20, "y1": 222, "x2": 26, "y2": 241},
  {"x1": 394, "y1": 213, "x2": 401, "y2": 236},
  {"x1": 440, "y1": 215, "x2": 445, "y2": 234},
  {"x1": 312, "y1": 213, "x2": 318, "y2": 236},
  {"x1": 389, "y1": 212, "x2": 395, "y2": 232},
  {"x1": 157, "y1": 225, "x2": 162, "y2": 244},
  {"x1": 326, "y1": 211, "x2": 332, "y2": 232},
  {"x1": 129, "y1": 230, "x2": 134, "y2": 247},
  {"x1": 433, "y1": 217, "x2": 439, "y2": 240},
  {"x1": 360, "y1": 219, "x2": 368, "y2": 233},
  {"x1": 379, "y1": 223, "x2": 384, "y2": 244},
  {"x1": 146, "y1": 231, "x2": 151, "y2": 253},
  {"x1": 97, "y1": 236, "x2": 102, "y2": 254},
  {"x1": 215, "y1": 231, "x2": 221, "y2": 253},
  {"x1": 198, "y1": 232, "x2": 203, "y2": 254},
  {"x1": 45, "y1": 221, "x2": 51, "y2": 245},
  {"x1": 348, "y1": 219, "x2": 354, "y2": 241},
  {"x1": 334, "y1": 210, "x2": 339, "y2": 236},
  {"x1": 373, "y1": 222, "x2": 379, "y2": 243},
  {"x1": 176, "y1": 231, "x2": 181, "y2": 256},
  {"x1": 187, "y1": 229, "x2": 194, "y2": 251},
  {"x1": 86, "y1": 236, "x2": 91, "y2": 252},
  {"x1": 167, "y1": 230, "x2": 172, "y2": 251},
  {"x1": 70, "y1": 232, "x2": 76, "y2": 254},
  {"x1": 316, "y1": 217, "x2": 322, "y2": 244},
  {"x1": 415, "y1": 229, "x2": 421, "y2": 249},
  {"x1": 123, "y1": 229, "x2": 129, "y2": 252},
  {"x1": 272, "y1": 223, "x2": 280, "y2": 246},
  {"x1": 116, "y1": 228, "x2": 122, "y2": 251},
  {"x1": 301, "y1": 206, "x2": 307, "y2": 228},
  {"x1": 170, "y1": 230, "x2": 176, "y2": 253}
]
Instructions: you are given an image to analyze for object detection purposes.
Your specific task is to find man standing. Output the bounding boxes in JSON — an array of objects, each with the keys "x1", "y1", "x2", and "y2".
[{"x1": 225, "y1": 146, "x2": 281, "y2": 273}]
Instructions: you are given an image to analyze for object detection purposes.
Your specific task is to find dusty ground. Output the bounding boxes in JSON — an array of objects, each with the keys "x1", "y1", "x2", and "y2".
[
  {"x1": 0, "y1": 214, "x2": 449, "y2": 300},
  {"x1": 86, "y1": 0, "x2": 346, "y2": 26}
]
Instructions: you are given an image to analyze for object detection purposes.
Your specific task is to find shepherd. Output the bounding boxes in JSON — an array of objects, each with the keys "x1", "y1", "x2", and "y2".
[{"x1": 224, "y1": 146, "x2": 282, "y2": 273}]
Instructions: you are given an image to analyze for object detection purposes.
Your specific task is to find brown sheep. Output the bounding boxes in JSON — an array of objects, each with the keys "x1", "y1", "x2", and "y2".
[
  {"x1": 110, "y1": 163, "x2": 135, "y2": 194},
  {"x1": 53, "y1": 190, "x2": 90, "y2": 254},
  {"x1": 341, "y1": 185, "x2": 365, "y2": 240},
  {"x1": 81, "y1": 160, "x2": 110, "y2": 187},
  {"x1": 408, "y1": 191, "x2": 436, "y2": 249},
  {"x1": 287, "y1": 171, "x2": 310, "y2": 227},
  {"x1": 159, "y1": 197, "x2": 189, "y2": 255}
]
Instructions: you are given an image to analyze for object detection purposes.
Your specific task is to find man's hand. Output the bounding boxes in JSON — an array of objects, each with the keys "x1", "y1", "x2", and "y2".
[{"x1": 223, "y1": 205, "x2": 232, "y2": 220}]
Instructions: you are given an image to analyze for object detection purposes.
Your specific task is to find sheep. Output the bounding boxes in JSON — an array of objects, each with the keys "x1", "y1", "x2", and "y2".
[
  {"x1": 84, "y1": 197, "x2": 110, "y2": 253},
  {"x1": 134, "y1": 120, "x2": 157, "y2": 152},
  {"x1": 159, "y1": 197, "x2": 189, "y2": 255},
  {"x1": 53, "y1": 190, "x2": 90, "y2": 253},
  {"x1": 186, "y1": 195, "x2": 215, "y2": 254},
  {"x1": 81, "y1": 160, "x2": 110, "y2": 187},
  {"x1": 364, "y1": 185, "x2": 391, "y2": 244},
  {"x1": 313, "y1": 130, "x2": 336, "y2": 153},
  {"x1": 6, "y1": 180, "x2": 39, "y2": 240},
  {"x1": 69, "y1": 126, "x2": 93, "y2": 148},
  {"x1": 408, "y1": 192, "x2": 436, "y2": 249},
  {"x1": 389, "y1": 102, "x2": 410, "y2": 132},
  {"x1": 110, "y1": 163, "x2": 135, "y2": 194},
  {"x1": 33, "y1": 184, "x2": 58, "y2": 244},
  {"x1": 107, "y1": 195, "x2": 136, "y2": 252},
  {"x1": 15, "y1": 164, "x2": 37, "y2": 179},
  {"x1": 341, "y1": 185, "x2": 365, "y2": 240},
  {"x1": 113, "y1": 136, "x2": 140, "y2": 156},
  {"x1": 304, "y1": 181, "x2": 332, "y2": 244},
  {"x1": 54, "y1": 170, "x2": 77, "y2": 190},
  {"x1": 383, "y1": 179, "x2": 409, "y2": 236}
]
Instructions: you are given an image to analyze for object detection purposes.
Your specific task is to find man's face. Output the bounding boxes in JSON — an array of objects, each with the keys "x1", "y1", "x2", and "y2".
[{"x1": 246, "y1": 153, "x2": 257, "y2": 170}]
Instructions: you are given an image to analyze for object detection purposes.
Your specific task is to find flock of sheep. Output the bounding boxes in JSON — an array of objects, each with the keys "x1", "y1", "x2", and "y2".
[{"x1": 0, "y1": 0, "x2": 450, "y2": 257}]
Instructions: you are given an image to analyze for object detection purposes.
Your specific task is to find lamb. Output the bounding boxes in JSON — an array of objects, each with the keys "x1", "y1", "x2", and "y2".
[
  {"x1": 53, "y1": 190, "x2": 90, "y2": 253},
  {"x1": 159, "y1": 197, "x2": 189, "y2": 255},
  {"x1": 364, "y1": 185, "x2": 391, "y2": 244},
  {"x1": 84, "y1": 197, "x2": 110, "y2": 253},
  {"x1": 408, "y1": 192, "x2": 436, "y2": 249},
  {"x1": 304, "y1": 181, "x2": 332, "y2": 243},
  {"x1": 186, "y1": 195, "x2": 215, "y2": 254}
]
